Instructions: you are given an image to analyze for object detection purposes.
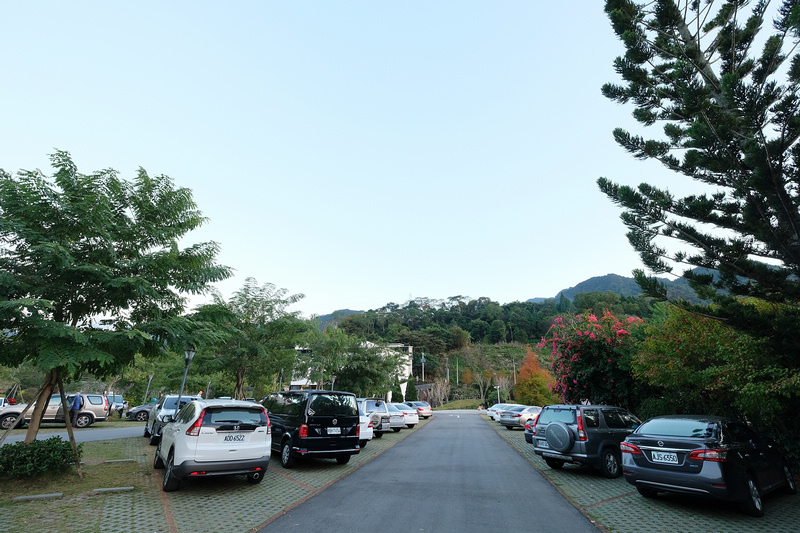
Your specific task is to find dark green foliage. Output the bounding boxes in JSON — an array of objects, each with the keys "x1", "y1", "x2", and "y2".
[
  {"x1": 390, "y1": 381, "x2": 404, "y2": 403},
  {"x1": 0, "y1": 437, "x2": 81, "y2": 478},
  {"x1": 405, "y1": 377, "x2": 418, "y2": 402}
]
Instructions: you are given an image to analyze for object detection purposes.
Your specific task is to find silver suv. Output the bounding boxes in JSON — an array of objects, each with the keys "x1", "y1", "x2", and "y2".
[
  {"x1": 531, "y1": 404, "x2": 640, "y2": 478},
  {"x1": 145, "y1": 395, "x2": 201, "y2": 445},
  {"x1": 0, "y1": 393, "x2": 109, "y2": 430},
  {"x1": 357, "y1": 398, "x2": 391, "y2": 438}
]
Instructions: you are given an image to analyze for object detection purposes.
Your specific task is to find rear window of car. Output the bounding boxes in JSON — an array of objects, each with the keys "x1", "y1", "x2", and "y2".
[
  {"x1": 538, "y1": 407, "x2": 577, "y2": 425},
  {"x1": 638, "y1": 418, "x2": 717, "y2": 438},
  {"x1": 309, "y1": 394, "x2": 357, "y2": 416},
  {"x1": 202, "y1": 407, "x2": 268, "y2": 429},
  {"x1": 163, "y1": 397, "x2": 196, "y2": 410}
]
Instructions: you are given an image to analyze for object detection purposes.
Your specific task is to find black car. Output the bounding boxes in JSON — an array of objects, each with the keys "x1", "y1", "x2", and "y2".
[
  {"x1": 621, "y1": 415, "x2": 797, "y2": 517},
  {"x1": 262, "y1": 390, "x2": 360, "y2": 468},
  {"x1": 532, "y1": 404, "x2": 641, "y2": 478}
]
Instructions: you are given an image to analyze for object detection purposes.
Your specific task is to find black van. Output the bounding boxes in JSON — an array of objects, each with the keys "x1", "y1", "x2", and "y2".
[{"x1": 262, "y1": 390, "x2": 360, "y2": 468}]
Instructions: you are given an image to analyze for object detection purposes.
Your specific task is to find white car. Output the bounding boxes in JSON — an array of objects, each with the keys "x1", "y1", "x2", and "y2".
[
  {"x1": 153, "y1": 399, "x2": 271, "y2": 491},
  {"x1": 145, "y1": 394, "x2": 201, "y2": 445},
  {"x1": 386, "y1": 403, "x2": 406, "y2": 432},
  {"x1": 358, "y1": 406, "x2": 374, "y2": 448},
  {"x1": 391, "y1": 403, "x2": 419, "y2": 428}
]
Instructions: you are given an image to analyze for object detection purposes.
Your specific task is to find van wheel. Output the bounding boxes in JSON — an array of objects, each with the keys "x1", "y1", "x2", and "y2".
[
  {"x1": 359, "y1": 440, "x2": 367, "y2": 448},
  {"x1": 600, "y1": 448, "x2": 622, "y2": 478},
  {"x1": 281, "y1": 441, "x2": 296, "y2": 468},
  {"x1": 336, "y1": 455, "x2": 351, "y2": 465},
  {"x1": 741, "y1": 474, "x2": 764, "y2": 517},
  {"x1": 247, "y1": 471, "x2": 264, "y2": 484},
  {"x1": 374, "y1": 431, "x2": 383, "y2": 438}
]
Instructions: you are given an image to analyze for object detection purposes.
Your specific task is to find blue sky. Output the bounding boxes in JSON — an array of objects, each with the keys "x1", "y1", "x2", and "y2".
[{"x1": 1, "y1": 2, "x2": 675, "y2": 317}]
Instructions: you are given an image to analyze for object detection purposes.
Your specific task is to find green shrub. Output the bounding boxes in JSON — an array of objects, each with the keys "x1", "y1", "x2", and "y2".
[{"x1": 0, "y1": 436, "x2": 82, "y2": 478}]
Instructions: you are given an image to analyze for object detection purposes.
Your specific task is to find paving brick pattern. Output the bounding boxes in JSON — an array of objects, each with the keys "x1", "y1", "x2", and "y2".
[
  {"x1": 0, "y1": 419, "x2": 422, "y2": 533},
  {"x1": 486, "y1": 414, "x2": 800, "y2": 533}
]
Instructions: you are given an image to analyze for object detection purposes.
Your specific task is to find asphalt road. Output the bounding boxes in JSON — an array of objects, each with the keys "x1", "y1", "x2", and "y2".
[{"x1": 260, "y1": 410, "x2": 600, "y2": 533}]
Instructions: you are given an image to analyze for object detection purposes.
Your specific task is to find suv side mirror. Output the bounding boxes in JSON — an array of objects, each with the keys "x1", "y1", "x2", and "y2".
[{"x1": 162, "y1": 415, "x2": 174, "y2": 423}]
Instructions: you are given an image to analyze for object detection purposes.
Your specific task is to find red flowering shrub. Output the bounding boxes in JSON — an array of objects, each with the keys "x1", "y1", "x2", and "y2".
[{"x1": 535, "y1": 310, "x2": 646, "y2": 409}]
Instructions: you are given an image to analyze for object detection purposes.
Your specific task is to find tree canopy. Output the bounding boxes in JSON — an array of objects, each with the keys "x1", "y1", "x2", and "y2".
[
  {"x1": 0, "y1": 151, "x2": 231, "y2": 440},
  {"x1": 598, "y1": 1, "x2": 800, "y2": 346}
]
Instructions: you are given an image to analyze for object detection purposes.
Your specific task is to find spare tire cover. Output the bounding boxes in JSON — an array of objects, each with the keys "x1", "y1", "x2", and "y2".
[
  {"x1": 545, "y1": 422, "x2": 574, "y2": 452},
  {"x1": 369, "y1": 412, "x2": 381, "y2": 426}
]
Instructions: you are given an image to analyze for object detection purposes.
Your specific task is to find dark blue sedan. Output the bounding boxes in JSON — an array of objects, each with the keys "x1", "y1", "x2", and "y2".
[{"x1": 621, "y1": 415, "x2": 796, "y2": 517}]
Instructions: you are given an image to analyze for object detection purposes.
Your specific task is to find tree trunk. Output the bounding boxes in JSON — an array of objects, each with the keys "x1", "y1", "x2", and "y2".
[
  {"x1": 232, "y1": 367, "x2": 246, "y2": 400},
  {"x1": 57, "y1": 377, "x2": 82, "y2": 477},
  {"x1": 24, "y1": 370, "x2": 59, "y2": 444}
]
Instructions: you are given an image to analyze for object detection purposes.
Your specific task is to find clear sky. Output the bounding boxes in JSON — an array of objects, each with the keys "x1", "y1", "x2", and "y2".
[{"x1": 1, "y1": 2, "x2": 677, "y2": 317}]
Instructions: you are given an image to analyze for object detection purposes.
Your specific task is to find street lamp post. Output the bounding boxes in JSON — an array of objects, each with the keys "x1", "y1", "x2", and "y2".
[
  {"x1": 175, "y1": 347, "x2": 196, "y2": 415},
  {"x1": 495, "y1": 385, "x2": 500, "y2": 404},
  {"x1": 420, "y1": 353, "x2": 426, "y2": 382}
]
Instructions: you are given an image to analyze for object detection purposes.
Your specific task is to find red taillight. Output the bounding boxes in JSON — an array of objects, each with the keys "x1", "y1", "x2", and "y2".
[
  {"x1": 299, "y1": 424, "x2": 308, "y2": 438},
  {"x1": 511, "y1": 414, "x2": 521, "y2": 418},
  {"x1": 356, "y1": 423, "x2": 360, "y2": 436},
  {"x1": 576, "y1": 410, "x2": 587, "y2": 441},
  {"x1": 620, "y1": 442, "x2": 642, "y2": 454},
  {"x1": 186, "y1": 408, "x2": 206, "y2": 436},
  {"x1": 263, "y1": 409, "x2": 271, "y2": 435},
  {"x1": 689, "y1": 449, "x2": 727, "y2": 462}
]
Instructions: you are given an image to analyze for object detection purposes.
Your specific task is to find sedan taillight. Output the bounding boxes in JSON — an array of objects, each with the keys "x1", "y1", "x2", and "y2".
[
  {"x1": 689, "y1": 449, "x2": 727, "y2": 462},
  {"x1": 620, "y1": 442, "x2": 642, "y2": 454}
]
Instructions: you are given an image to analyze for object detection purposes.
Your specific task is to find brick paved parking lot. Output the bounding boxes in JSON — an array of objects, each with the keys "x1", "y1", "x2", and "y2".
[
  {"x1": 0, "y1": 420, "x2": 427, "y2": 533},
  {"x1": 486, "y1": 414, "x2": 800, "y2": 533}
]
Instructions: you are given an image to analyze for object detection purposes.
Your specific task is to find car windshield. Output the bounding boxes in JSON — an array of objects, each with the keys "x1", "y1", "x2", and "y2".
[
  {"x1": 163, "y1": 397, "x2": 195, "y2": 410},
  {"x1": 639, "y1": 418, "x2": 717, "y2": 439}
]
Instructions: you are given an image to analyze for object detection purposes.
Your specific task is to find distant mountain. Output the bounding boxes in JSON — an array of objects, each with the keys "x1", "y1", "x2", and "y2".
[
  {"x1": 529, "y1": 273, "x2": 704, "y2": 304},
  {"x1": 316, "y1": 309, "x2": 362, "y2": 329}
]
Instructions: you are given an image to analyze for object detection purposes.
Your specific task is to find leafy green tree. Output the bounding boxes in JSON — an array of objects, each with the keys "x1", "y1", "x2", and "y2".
[
  {"x1": 405, "y1": 377, "x2": 418, "y2": 402},
  {"x1": 514, "y1": 346, "x2": 559, "y2": 406},
  {"x1": 0, "y1": 151, "x2": 230, "y2": 442},
  {"x1": 193, "y1": 278, "x2": 307, "y2": 400},
  {"x1": 598, "y1": 1, "x2": 800, "y2": 352}
]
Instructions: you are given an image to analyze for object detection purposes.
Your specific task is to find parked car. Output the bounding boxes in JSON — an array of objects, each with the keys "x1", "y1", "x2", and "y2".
[
  {"x1": 106, "y1": 394, "x2": 124, "y2": 413},
  {"x1": 358, "y1": 398, "x2": 392, "y2": 437},
  {"x1": 153, "y1": 399, "x2": 271, "y2": 491},
  {"x1": 532, "y1": 404, "x2": 640, "y2": 478},
  {"x1": 386, "y1": 403, "x2": 405, "y2": 432},
  {"x1": 145, "y1": 395, "x2": 202, "y2": 445},
  {"x1": 487, "y1": 403, "x2": 521, "y2": 421},
  {"x1": 0, "y1": 393, "x2": 109, "y2": 430},
  {"x1": 500, "y1": 405, "x2": 541, "y2": 430},
  {"x1": 621, "y1": 414, "x2": 797, "y2": 517},
  {"x1": 126, "y1": 402, "x2": 157, "y2": 422},
  {"x1": 404, "y1": 400, "x2": 433, "y2": 419},
  {"x1": 391, "y1": 403, "x2": 419, "y2": 428},
  {"x1": 524, "y1": 419, "x2": 535, "y2": 444},
  {"x1": 358, "y1": 405, "x2": 374, "y2": 448},
  {"x1": 263, "y1": 390, "x2": 360, "y2": 468}
]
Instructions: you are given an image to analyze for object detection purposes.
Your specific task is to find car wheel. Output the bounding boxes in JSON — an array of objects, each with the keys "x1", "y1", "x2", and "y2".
[
  {"x1": 149, "y1": 432, "x2": 160, "y2": 446},
  {"x1": 336, "y1": 455, "x2": 351, "y2": 465},
  {"x1": 162, "y1": 451, "x2": 180, "y2": 492},
  {"x1": 359, "y1": 440, "x2": 367, "y2": 448},
  {"x1": 247, "y1": 471, "x2": 264, "y2": 484},
  {"x1": 505, "y1": 425, "x2": 514, "y2": 430},
  {"x1": 281, "y1": 440, "x2": 296, "y2": 469},
  {"x1": 153, "y1": 442, "x2": 165, "y2": 469},
  {"x1": 374, "y1": 431, "x2": 383, "y2": 438},
  {"x1": 741, "y1": 474, "x2": 764, "y2": 517},
  {"x1": 392, "y1": 427, "x2": 401, "y2": 432},
  {"x1": 75, "y1": 414, "x2": 93, "y2": 428},
  {"x1": 0, "y1": 414, "x2": 21, "y2": 431},
  {"x1": 637, "y1": 487, "x2": 658, "y2": 498},
  {"x1": 544, "y1": 458, "x2": 565, "y2": 470},
  {"x1": 136, "y1": 411, "x2": 149, "y2": 422},
  {"x1": 782, "y1": 463, "x2": 797, "y2": 495},
  {"x1": 600, "y1": 448, "x2": 622, "y2": 478},
  {"x1": 545, "y1": 422, "x2": 574, "y2": 453},
  {"x1": 407, "y1": 424, "x2": 415, "y2": 429},
  {"x1": 143, "y1": 425, "x2": 151, "y2": 438}
]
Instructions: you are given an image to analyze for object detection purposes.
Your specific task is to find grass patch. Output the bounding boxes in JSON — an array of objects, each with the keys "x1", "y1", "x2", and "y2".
[{"x1": 437, "y1": 399, "x2": 482, "y2": 410}]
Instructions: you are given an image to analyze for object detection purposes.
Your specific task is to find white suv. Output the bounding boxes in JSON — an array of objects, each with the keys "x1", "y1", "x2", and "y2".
[{"x1": 153, "y1": 399, "x2": 271, "y2": 491}]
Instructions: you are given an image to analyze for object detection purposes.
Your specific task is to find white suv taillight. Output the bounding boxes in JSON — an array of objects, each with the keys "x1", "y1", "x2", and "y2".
[{"x1": 186, "y1": 408, "x2": 206, "y2": 436}]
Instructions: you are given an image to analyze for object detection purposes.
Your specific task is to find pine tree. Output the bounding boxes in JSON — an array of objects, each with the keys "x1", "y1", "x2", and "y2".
[{"x1": 598, "y1": 1, "x2": 800, "y2": 360}]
